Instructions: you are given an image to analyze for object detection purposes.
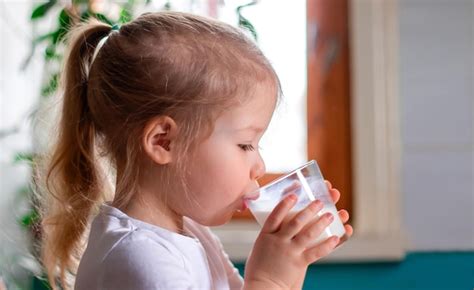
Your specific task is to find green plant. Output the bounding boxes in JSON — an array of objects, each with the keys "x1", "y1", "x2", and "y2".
[
  {"x1": 29, "y1": 0, "x2": 141, "y2": 99},
  {"x1": 8, "y1": 2, "x2": 144, "y2": 289}
]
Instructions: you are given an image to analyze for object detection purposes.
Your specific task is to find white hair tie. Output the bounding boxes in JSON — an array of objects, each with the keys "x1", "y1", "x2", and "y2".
[
  {"x1": 86, "y1": 24, "x2": 120, "y2": 78},
  {"x1": 90, "y1": 35, "x2": 110, "y2": 66}
]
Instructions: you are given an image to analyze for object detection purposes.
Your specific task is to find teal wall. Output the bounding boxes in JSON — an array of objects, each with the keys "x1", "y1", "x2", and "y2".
[
  {"x1": 31, "y1": 251, "x2": 474, "y2": 289},
  {"x1": 235, "y1": 252, "x2": 474, "y2": 290}
]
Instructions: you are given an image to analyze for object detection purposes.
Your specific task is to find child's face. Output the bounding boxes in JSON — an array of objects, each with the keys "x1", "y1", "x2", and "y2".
[{"x1": 182, "y1": 82, "x2": 277, "y2": 226}]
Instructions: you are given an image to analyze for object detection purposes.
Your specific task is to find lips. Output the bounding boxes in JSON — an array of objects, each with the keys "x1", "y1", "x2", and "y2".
[
  {"x1": 238, "y1": 193, "x2": 259, "y2": 212},
  {"x1": 238, "y1": 183, "x2": 260, "y2": 212},
  {"x1": 240, "y1": 201, "x2": 248, "y2": 212},
  {"x1": 243, "y1": 193, "x2": 260, "y2": 201}
]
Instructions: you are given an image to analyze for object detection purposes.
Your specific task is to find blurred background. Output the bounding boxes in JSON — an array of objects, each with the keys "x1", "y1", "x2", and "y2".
[{"x1": 0, "y1": 0, "x2": 472, "y2": 289}]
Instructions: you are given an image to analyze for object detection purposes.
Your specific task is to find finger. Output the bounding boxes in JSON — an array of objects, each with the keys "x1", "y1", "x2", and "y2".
[
  {"x1": 292, "y1": 212, "x2": 334, "y2": 248},
  {"x1": 324, "y1": 180, "x2": 332, "y2": 190},
  {"x1": 338, "y1": 209, "x2": 349, "y2": 223},
  {"x1": 344, "y1": 224, "x2": 353, "y2": 237},
  {"x1": 303, "y1": 235, "x2": 340, "y2": 265},
  {"x1": 279, "y1": 199, "x2": 324, "y2": 238},
  {"x1": 282, "y1": 180, "x2": 301, "y2": 195},
  {"x1": 329, "y1": 188, "x2": 341, "y2": 204},
  {"x1": 261, "y1": 194, "x2": 297, "y2": 234},
  {"x1": 335, "y1": 224, "x2": 353, "y2": 249}
]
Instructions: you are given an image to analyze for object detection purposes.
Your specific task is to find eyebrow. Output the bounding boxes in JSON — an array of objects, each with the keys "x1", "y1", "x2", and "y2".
[{"x1": 236, "y1": 126, "x2": 264, "y2": 133}]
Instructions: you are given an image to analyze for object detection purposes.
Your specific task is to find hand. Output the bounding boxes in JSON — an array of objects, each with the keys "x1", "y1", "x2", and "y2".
[
  {"x1": 276, "y1": 179, "x2": 354, "y2": 246},
  {"x1": 290, "y1": 180, "x2": 353, "y2": 290},
  {"x1": 324, "y1": 180, "x2": 353, "y2": 245},
  {"x1": 284, "y1": 180, "x2": 354, "y2": 246},
  {"x1": 244, "y1": 180, "x2": 353, "y2": 290}
]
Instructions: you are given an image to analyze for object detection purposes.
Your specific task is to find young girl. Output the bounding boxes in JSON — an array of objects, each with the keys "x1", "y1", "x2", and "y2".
[{"x1": 38, "y1": 11, "x2": 353, "y2": 290}]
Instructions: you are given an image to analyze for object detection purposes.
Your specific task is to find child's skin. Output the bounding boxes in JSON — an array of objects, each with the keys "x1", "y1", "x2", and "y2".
[
  {"x1": 125, "y1": 81, "x2": 276, "y2": 229},
  {"x1": 245, "y1": 180, "x2": 352, "y2": 289},
  {"x1": 123, "y1": 79, "x2": 353, "y2": 289}
]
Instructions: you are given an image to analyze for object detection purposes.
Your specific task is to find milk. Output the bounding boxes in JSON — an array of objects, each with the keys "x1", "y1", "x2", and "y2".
[
  {"x1": 253, "y1": 203, "x2": 345, "y2": 246},
  {"x1": 247, "y1": 160, "x2": 347, "y2": 247}
]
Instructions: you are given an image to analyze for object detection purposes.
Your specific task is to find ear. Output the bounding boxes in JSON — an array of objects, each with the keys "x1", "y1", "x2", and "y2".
[{"x1": 142, "y1": 116, "x2": 178, "y2": 165}]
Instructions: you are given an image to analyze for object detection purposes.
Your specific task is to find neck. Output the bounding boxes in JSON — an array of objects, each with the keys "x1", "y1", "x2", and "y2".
[
  {"x1": 118, "y1": 190, "x2": 185, "y2": 235},
  {"x1": 113, "y1": 160, "x2": 185, "y2": 234}
]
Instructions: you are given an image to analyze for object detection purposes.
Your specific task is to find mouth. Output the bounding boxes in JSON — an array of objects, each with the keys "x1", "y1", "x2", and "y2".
[
  {"x1": 239, "y1": 200, "x2": 248, "y2": 212},
  {"x1": 237, "y1": 192, "x2": 259, "y2": 212},
  {"x1": 243, "y1": 192, "x2": 260, "y2": 201}
]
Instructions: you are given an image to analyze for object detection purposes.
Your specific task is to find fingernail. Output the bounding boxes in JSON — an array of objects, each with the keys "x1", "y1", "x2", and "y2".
[
  {"x1": 288, "y1": 194, "x2": 297, "y2": 201},
  {"x1": 326, "y1": 213, "x2": 334, "y2": 222},
  {"x1": 310, "y1": 200, "x2": 321, "y2": 208}
]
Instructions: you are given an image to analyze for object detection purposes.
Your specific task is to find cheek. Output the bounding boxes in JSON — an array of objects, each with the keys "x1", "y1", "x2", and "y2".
[
  {"x1": 188, "y1": 144, "x2": 247, "y2": 202},
  {"x1": 195, "y1": 142, "x2": 240, "y2": 177}
]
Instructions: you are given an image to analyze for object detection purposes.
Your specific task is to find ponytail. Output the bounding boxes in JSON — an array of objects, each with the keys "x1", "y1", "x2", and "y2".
[{"x1": 38, "y1": 19, "x2": 115, "y2": 289}]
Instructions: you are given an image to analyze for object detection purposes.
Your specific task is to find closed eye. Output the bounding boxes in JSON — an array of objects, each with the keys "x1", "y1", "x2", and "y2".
[{"x1": 238, "y1": 144, "x2": 255, "y2": 151}]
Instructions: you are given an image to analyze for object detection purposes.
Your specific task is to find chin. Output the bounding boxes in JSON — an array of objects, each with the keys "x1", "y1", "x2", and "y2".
[{"x1": 194, "y1": 212, "x2": 234, "y2": 227}]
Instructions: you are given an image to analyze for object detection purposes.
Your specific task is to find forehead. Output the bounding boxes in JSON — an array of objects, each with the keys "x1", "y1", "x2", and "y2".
[{"x1": 213, "y1": 82, "x2": 277, "y2": 134}]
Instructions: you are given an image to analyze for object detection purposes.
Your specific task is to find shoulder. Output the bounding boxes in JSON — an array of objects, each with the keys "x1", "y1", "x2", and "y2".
[
  {"x1": 184, "y1": 217, "x2": 221, "y2": 248},
  {"x1": 100, "y1": 229, "x2": 194, "y2": 289},
  {"x1": 105, "y1": 228, "x2": 185, "y2": 266}
]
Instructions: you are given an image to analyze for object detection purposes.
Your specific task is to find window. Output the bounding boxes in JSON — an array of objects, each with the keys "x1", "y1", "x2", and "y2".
[
  {"x1": 226, "y1": 0, "x2": 353, "y2": 223},
  {"x1": 212, "y1": 0, "x2": 404, "y2": 263}
]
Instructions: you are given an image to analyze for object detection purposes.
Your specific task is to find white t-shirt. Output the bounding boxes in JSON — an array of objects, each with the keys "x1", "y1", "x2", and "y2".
[{"x1": 75, "y1": 204, "x2": 244, "y2": 290}]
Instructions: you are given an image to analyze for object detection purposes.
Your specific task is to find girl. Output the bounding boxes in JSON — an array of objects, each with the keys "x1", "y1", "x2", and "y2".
[{"x1": 37, "y1": 11, "x2": 353, "y2": 290}]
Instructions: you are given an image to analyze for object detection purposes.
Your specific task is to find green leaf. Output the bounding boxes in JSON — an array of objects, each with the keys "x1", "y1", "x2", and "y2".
[
  {"x1": 58, "y1": 8, "x2": 71, "y2": 27},
  {"x1": 18, "y1": 186, "x2": 30, "y2": 197},
  {"x1": 19, "y1": 210, "x2": 40, "y2": 228},
  {"x1": 31, "y1": 0, "x2": 57, "y2": 20},
  {"x1": 56, "y1": 9, "x2": 71, "y2": 44},
  {"x1": 50, "y1": 30, "x2": 61, "y2": 45},
  {"x1": 238, "y1": 17, "x2": 258, "y2": 41},
  {"x1": 163, "y1": 1, "x2": 172, "y2": 11},
  {"x1": 95, "y1": 13, "x2": 113, "y2": 25},
  {"x1": 81, "y1": 10, "x2": 92, "y2": 22},
  {"x1": 13, "y1": 152, "x2": 34, "y2": 164},
  {"x1": 73, "y1": 0, "x2": 89, "y2": 5},
  {"x1": 41, "y1": 73, "x2": 59, "y2": 96},
  {"x1": 236, "y1": 1, "x2": 259, "y2": 41},
  {"x1": 119, "y1": 8, "x2": 132, "y2": 23},
  {"x1": 56, "y1": 29, "x2": 68, "y2": 45},
  {"x1": 44, "y1": 44, "x2": 57, "y2": 60},
  {"x1": 32, "y1": 276, "x2": 52, "y2": 290},
  {"x1": 30, "y1": 274, "x2": 53, "y2": 290},
  {"x1": 33, "y1": 32, "x2": 55, "y2": 44}
]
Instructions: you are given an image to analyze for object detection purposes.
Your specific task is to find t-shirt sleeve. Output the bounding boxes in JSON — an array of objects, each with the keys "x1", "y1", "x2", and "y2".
[{"x1": 100, "y1": 232, "x2": 195, "y2": 290}]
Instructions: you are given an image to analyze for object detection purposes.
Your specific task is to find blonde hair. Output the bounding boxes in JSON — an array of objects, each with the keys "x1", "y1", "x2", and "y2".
[{"x1": 35, "y1": 11, "x2": 280, "y2": 289}]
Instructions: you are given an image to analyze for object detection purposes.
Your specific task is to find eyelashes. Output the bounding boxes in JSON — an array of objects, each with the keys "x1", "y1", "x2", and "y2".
[{"x1": 238, "y1": 144, "x2": 255, "y2": 151}]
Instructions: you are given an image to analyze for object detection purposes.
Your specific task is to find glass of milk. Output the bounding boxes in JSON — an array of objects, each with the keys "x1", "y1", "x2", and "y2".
[{"x1": 246, "y1": 160, "x2": 346, "y2": 246}]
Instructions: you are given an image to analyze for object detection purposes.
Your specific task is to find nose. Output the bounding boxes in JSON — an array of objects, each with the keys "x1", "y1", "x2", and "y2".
[{"x1": 250, "y1": 154, "x2": 266, "y2": 181}]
